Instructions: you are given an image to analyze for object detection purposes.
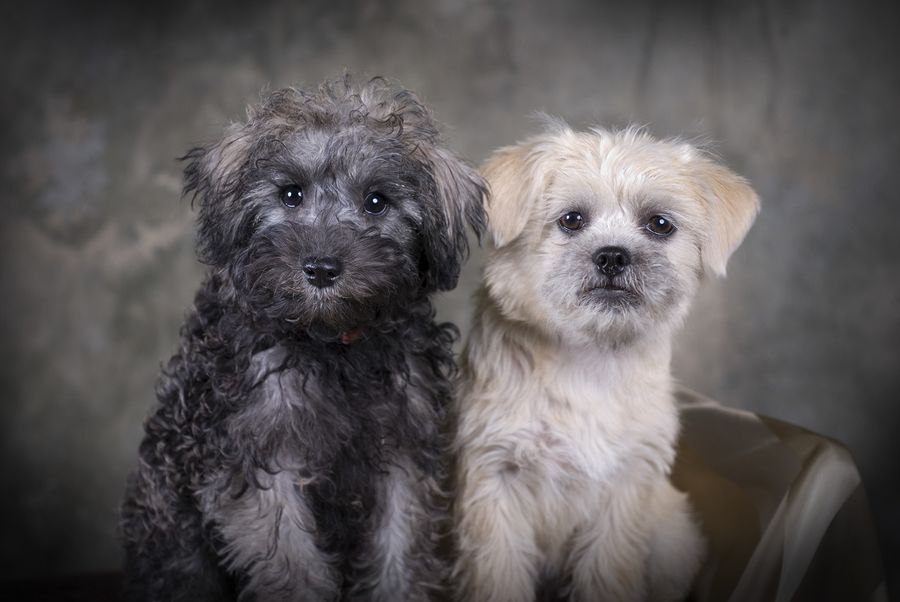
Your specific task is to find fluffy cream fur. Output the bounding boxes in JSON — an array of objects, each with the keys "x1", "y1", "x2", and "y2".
[{"x1": 452, "y1": 123, "x2": 759, "y2": 601}]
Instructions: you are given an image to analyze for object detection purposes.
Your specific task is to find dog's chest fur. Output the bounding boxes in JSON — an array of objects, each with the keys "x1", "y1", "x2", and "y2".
[
  {"x1": 535, "y1": 344, "x2": 677, "y2": 480},
  {"x1": 513, "y1": 353, "x2": 674, "y2": 486},
  {"x1": 460, "y1": 319, "x2": 680, "y2": 549},
  {"x1": 151, "y1": 285, "x2": 455, "y2": 590},
  {"x1": 208, "y1": 337, "x2": 438, "y2": 556}
]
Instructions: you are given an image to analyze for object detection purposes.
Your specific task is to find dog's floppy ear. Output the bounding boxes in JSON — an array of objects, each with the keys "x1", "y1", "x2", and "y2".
[
  {"x1": 686, "y1": 150, "x2": 760, "y2": 277},
  {"x1": 359, "y1": 77, "x2": 485, "y2": 291},
  {"x1": 481, "y1": 140, "x2": 545, "y2": 247},
  {"x1": 182, "y1": 123, "x2": 256, "y2": 266},
  {"x1": 418, "y1": 146, "x2": 487, "y2": 291}
]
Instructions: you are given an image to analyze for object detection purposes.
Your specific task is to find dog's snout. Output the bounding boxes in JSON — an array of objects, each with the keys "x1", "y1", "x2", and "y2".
[
  {"x1": 593, "y1": 246, "x2": 631, "y2": 277},
  {"x1": 303, "y1": 257, "x2": 343, "y2": 288}
]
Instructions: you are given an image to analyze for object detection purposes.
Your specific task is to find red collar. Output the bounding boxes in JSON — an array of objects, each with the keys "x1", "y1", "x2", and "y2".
[{"x1": 339, "y1": 328, "x2": 364, "y2": 345}]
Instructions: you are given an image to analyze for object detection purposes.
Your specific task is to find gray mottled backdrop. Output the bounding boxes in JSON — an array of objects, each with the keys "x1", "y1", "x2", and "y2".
[{"x1": 2, "y1": 0, "x2": 898, "y2": 594}]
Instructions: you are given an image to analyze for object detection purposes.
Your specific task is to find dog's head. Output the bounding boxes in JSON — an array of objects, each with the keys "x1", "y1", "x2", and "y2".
[
  {"x1": 481, "y1": 123, "x2": 759, "y2": 343},
  {"x1": 182, "y1": 76, "x2": 485, "y2": 335}
]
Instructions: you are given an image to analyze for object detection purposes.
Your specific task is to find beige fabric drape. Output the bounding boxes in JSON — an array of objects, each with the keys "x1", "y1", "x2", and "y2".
[{"x1": 674, "y1": 389, "x2": 887, "y2": 602}]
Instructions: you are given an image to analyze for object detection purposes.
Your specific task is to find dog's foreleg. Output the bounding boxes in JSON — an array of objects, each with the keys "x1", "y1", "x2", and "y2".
[
  {"x1": 644, "y1": 481, "x2": 704, "y2": 602},
  {"x1": 351, "y1": 459, "x2": 444, "y2": 602},
  {"x1": 207, "y1": 471, "x2": 339, "y2": 602},
  {"x1": 121, "y1": 463, "x2": 231, "y2": 602},
  {"x1": 566, "y1": 482, "x2": 654, "y2": 602},
  {"x1": 454, "y1": 465, "x2": 541, "y2": 602}
]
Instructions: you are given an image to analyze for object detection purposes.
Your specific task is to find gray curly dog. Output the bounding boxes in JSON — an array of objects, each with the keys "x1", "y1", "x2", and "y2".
[{"x1": 120, "y1": 75, "x2": 485, "y2": 602}]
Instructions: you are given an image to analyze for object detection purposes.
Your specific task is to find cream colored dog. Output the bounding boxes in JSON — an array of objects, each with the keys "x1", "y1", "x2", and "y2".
[{"x1": 452, "y1": 122, "x2": 759, "y2": 601}]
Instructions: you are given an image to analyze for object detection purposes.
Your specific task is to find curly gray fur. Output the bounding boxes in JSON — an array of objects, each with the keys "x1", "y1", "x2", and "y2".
[{"x1": 119, "y1": 75, "x2": 485, "y2": 602}]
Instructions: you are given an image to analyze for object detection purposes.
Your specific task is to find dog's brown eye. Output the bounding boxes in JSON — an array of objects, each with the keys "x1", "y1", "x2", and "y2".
[
  {"x1": 281, "y1": 185, "x2": 303, "y2": 208},
  {"x1": 646, "y1": 215, "x2": 675, "y2": 236},
  {"x1": 364, "y1": 193, "x2": 389, "y2": 215},
  {"x1": 558, "y1": 211, "x2": 584, "y2": 231}
]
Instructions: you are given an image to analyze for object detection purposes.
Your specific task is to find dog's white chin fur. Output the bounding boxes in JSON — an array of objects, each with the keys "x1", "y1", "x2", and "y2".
[
  {"x1": 453, "y1": 125, "x2": 760, "y2": 601},
  {"x1": 484, "y1": 247, "x2": 693, "y2": 349}
]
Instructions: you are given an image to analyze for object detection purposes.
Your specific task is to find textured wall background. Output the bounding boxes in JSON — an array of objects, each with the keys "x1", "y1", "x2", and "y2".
[{"x1": 2, "y1": 0, "x2": 898, "y2": 593}]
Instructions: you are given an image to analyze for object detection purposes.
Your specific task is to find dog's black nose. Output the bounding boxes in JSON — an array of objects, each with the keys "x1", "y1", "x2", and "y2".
[
  {"x1": 593, "y1": 246, "x2": 631, "y2": 277},
  {"x1": 303, "y1": 257, "x2": 343, "y2": 288}
]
